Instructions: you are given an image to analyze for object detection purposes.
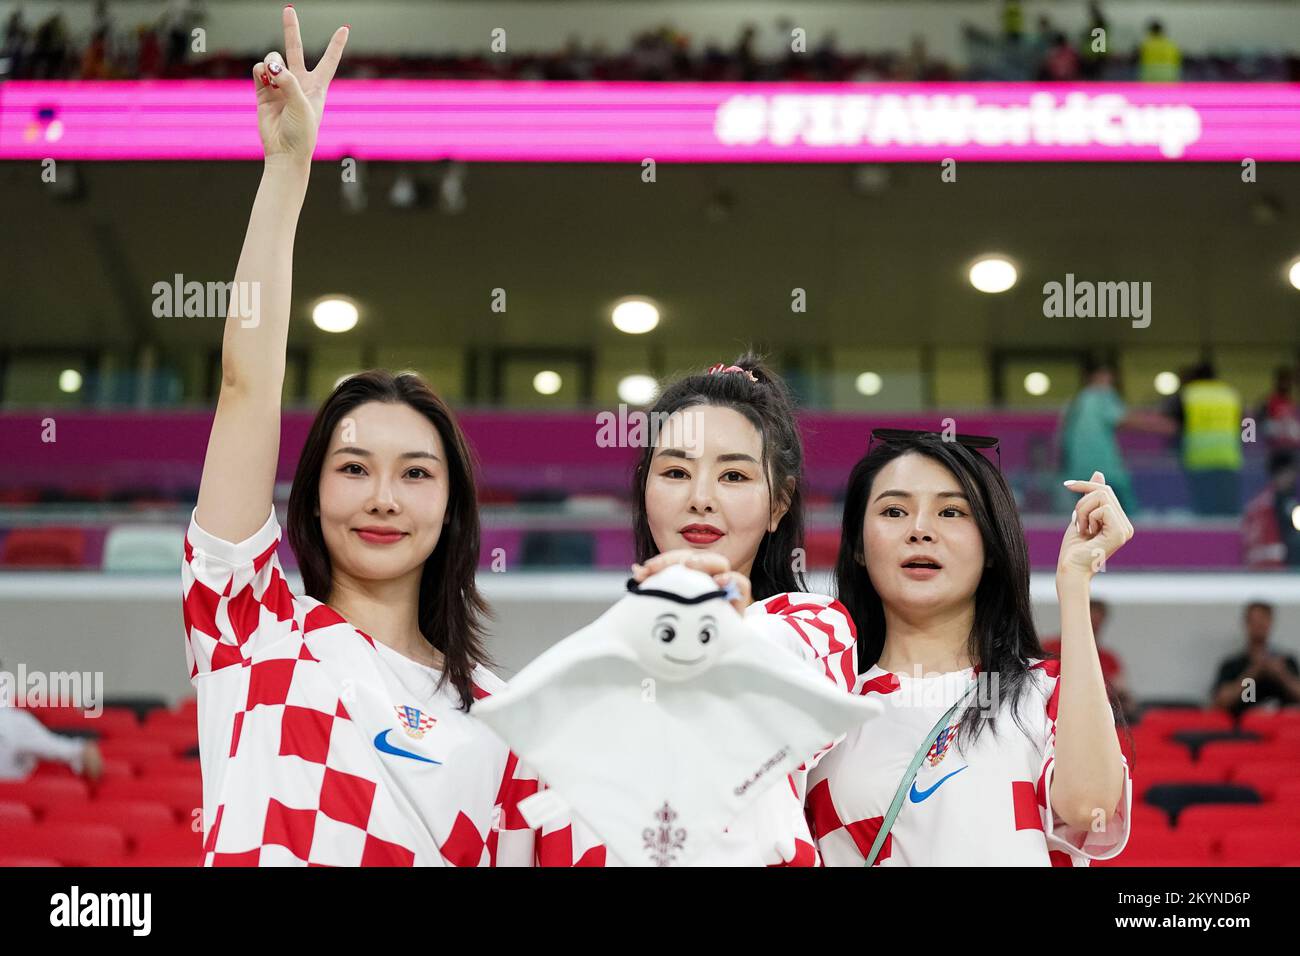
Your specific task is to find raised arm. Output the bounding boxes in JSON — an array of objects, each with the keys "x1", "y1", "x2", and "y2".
[{"x1": 194, "y1": 8, "x2": 348, "y2": 542}]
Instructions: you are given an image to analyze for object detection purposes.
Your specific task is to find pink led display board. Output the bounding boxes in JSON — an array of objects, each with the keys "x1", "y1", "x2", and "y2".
[{"x1": 1, "y1": 81, "x2": 1295, "y2": 162}]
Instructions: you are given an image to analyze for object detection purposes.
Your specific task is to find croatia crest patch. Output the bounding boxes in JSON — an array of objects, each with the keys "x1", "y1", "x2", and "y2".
[
  {"x1": 396, "y1": 705, "x2": 437, "y2": 739},
  {"x1": 926, "y1": 717, "x2": 961, "y2": 767}
]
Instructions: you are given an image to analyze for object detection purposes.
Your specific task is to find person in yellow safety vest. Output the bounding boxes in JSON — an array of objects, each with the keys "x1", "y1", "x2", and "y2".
[
  {"x1": 1002, "y1": 0, "x2": 1024, "y2": 42},
  {"x1": 1138, "y1": 20, "x2": 1181, "y2": 82},
  {"x1": 1166, "y1": 362, "x2": 1243, "y2": 515}
]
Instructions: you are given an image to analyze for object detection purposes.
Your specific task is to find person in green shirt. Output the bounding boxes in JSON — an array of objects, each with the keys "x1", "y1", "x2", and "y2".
[{"x1": 1058, "y1": 359, "x2": 1176, "y2": 516}]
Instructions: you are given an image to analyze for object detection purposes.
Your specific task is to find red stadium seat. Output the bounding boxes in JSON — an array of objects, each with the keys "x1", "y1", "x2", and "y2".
[
  {"x1": 1095, "y1": 851, "x2": 1218, "y2": 867},
  {"x1": 44, "y1": 800, "x2": 177, "y2": 843},
  {"x1": 32, "y1": 756, "x2": 134, "y2": 781},
  {"x1": 3, "y1": 822, "x2": 128, "y2": 866},
  {"x1": 0, "y1": 777, "x2": 89, "y2": 814},
  {"x1": 1197, "y1": 741, "x2": 1298, "y2": 775},
  {"x1": 0, "y1": 800, "x2": 36, "y2": 826},
  {"x1": 131, "y1": 824, "x2": 204, "y2": 863},
  {"x1": 1237, "y1": 708, "x2": 1300, "y2": 735},
  {"x1": 0, "y1": 857, "x2": 61, "y2": 867},
  {"x1": 96, "y1": 778, "x2": 202, "y2": 819},
  {"x1": 1132, "y1": 760, "x2": 1226, "y2": 800},
  {"x1": 0, "y1": 527, "x2": 86, "y2": 568},
  {"x1": 1129, "y1": 803, "x2": 1174, "y2": 832},
  {"x1": 136, "y1": 760, "x2": 201, "y2": 782},
  {"x1": 1138, "y1": 709, "x2": 1234, "y2": 734},
  {"x1": 127, "y1": 853, "x2": 201, "y2": 868},
  {"x1": 1228, "y1": 761, "x2": 1300, "y2": 798},
  {"x1": 1122, "y1": 824, "x2": 1216, "y2": 858},
  {"x1": 144, "y1": 708, "x2": 198, "y2": 730},
  {"x1": 1277, "y1": 779, "x2": 1300, "y2": 804},
  {"x1": 1128, "y1": 737, "x2": 1194, "y2": 763},
  {"x1": 1176, "y1": 804, "x2": 1295, "y2": 834},
  {"x1": 1217, "y1": 826, "x2": 1300, "y2": 866},
  {"x1": 37, "y1": 708, "x2": 142, "y2": 739},
  {"x1": 99, "y1": 738, "x2": 173, "y2": 765}
]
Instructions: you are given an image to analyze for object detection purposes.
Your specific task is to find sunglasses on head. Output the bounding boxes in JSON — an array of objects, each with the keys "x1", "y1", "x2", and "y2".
[{"x1": 867, "y1": 427, "x2": 1002, "y2": 471}]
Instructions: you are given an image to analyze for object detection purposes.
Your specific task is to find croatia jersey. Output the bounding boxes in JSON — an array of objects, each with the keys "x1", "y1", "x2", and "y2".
[
  {"x1": 735, "y1": 591, "x2": 860, "y2": 866},
  {"x1": 805, "y1": 659, "x2": 1132, "y2": 866},
  {"x1": 181, "y1": 507, "x2": 593, "y2": 866}
]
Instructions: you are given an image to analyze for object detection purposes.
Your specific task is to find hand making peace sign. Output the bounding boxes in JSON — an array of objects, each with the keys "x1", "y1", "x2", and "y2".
[{"x1": 252, "y1": 7, "x2": 349, "y2": 162}]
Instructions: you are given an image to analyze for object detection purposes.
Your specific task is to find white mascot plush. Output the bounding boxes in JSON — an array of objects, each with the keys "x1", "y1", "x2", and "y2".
[{"x1": 474, "y1": 564, "x2": 882, "y2": 866}]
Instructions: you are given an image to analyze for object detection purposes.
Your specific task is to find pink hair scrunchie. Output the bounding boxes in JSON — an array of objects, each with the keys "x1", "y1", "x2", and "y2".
[{"x1": 706, "y1": 363, "x2": 759, "y2": 383}]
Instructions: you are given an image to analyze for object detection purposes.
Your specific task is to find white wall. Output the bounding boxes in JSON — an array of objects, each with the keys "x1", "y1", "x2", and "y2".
[
  {"x1": 1, "y1": 571, "x2": 1298, "y2": 707},
  {"x1": 5, "y1": 1, "x2": 1298, "y2": 61}
]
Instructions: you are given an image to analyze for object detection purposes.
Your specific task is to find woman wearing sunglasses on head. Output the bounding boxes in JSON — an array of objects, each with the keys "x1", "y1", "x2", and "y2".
[{"x1": 752, "y1": 429, "x2": 1132, "y2": 866}]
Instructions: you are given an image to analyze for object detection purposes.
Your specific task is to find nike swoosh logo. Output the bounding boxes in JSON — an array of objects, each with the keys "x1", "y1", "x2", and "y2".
[
  {"x1": 373, "y1": 729, "x2": 442, "y2": 765},
  {"x1": 908, "y1": 765, "x2": 967, "y2": 803}
]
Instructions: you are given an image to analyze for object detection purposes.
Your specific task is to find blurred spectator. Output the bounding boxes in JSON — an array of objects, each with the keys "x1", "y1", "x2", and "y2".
[
  {"x1": 1212, "y1": 602, "x2": 1300, "y2": 715},
  {"x1": 1057, "y1": 357, "x2": 1176, "y2": 515},
  {"x1": 1138, "y1": 19, "x2": 1182, "y2": 82},
  {"x1": 1041, "y1": 600, "x2": 1136, "y2": 721},
  {"x1": 1165, "y1": 361, "x2": 1243, "y2": 516},
  {"x1": 1042, "y1": 31, "x2": 1081, "y2": 81},
  {"x1": 162, "y1": 0, "x2": 204, "y2": 74},
  {"x1": 2, "y1": 6, "x2": 31, "y2": 77},
  {"x1": 80, "y1": 2, "x2": 115, "y2": 80},
  {"x1": 1078, "y1": 1, "x2": 1110, "y2": 79},
  {"x1": 0, "y1": 663, "x2": 103, "y2": 783},
  {"x1": 0, "y1": 10, "x2": 1292, "y2": 83},
  {"x1": 1242, "y1": 451, "x2": 1300, "y2": 569},
  {"x1": 136, "y1": 23, "x2": 162, "y2": 78},
  {"x1": 1031, "y1": 14, "x2": 1056, "y2": 57},
  {"x1": 734, "y1": 22, "x2": 761, "y2": 81},
  {"x1": 29, "y1": 11, "x2": 69, "y2": 78},
  {"x1": 1002, "y1": 0, "x2": 1025, "y2": 43},
  {"x1": 1257, "y1": 364, "x2": 1300, "y2": 453}
]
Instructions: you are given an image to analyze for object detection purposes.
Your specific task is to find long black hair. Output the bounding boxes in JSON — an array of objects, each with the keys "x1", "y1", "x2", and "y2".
[
  {"x1": 286, "y1": 370, "x2": 491, "y2": 712},
  {"x1": 631, "y1": 352, "x2": 806, "y2": 601},
  {"x1": 834, "y1": 432, "x2": 1043, "y2": 747}
]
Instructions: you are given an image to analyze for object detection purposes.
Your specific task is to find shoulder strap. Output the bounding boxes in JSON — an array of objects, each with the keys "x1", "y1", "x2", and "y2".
[{"x1": 864, "y1": 678, "x2": 978, "y2": 867}]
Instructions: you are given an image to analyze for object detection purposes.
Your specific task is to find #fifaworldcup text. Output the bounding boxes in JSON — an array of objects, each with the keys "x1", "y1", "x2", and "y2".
[{"x1": 2, "y1": 82, "x2": 1296, "y2": 162}]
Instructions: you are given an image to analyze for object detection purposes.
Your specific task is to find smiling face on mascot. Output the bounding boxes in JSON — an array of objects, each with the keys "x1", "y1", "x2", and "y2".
[{"x1": 474, "y1": 564, "x2": 882, "y2": 866}]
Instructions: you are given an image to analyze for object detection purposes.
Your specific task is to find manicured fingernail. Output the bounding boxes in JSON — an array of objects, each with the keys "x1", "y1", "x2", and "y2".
[
  {"x1": 269, "y1": 61, "x2": 283, "y2": 75},
  {"x1": 1063, "y1": 480, "x2": 1076, "y2": 485}
]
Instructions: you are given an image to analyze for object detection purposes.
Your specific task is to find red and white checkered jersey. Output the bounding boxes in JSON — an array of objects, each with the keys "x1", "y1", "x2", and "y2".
[
  {"x1": 806, "y1": 658, "x2": 1132, "y2": 866},
  {"x1": 742, "y1": 591, "x2": 861, "y2": 865},
  {"x1": 181, "y1": 506, "x2": 590, "y2": 867}
]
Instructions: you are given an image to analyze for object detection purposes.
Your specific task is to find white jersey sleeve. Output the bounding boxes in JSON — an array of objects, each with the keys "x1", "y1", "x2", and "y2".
[
  {"x1": 1030, "y1": 659, "x2": 1132, "y2": 864},
  {"x1": 745, "y1": 592, "x2": 859, "y2": 776},
  {"x1": 182, "y1": 506, "x2": 295, "y2": 681},
  {"x1": 744, "y1": 592, "x2": 858, "y2": 692}
]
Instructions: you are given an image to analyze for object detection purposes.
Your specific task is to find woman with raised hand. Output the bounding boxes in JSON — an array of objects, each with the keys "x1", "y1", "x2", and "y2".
[
  {"x1": 183, "y1": 8, "x2": 566, "y2": 866},
  {"x1": 788, "y1": 431, "x2": 1131, "y2": 866}
]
